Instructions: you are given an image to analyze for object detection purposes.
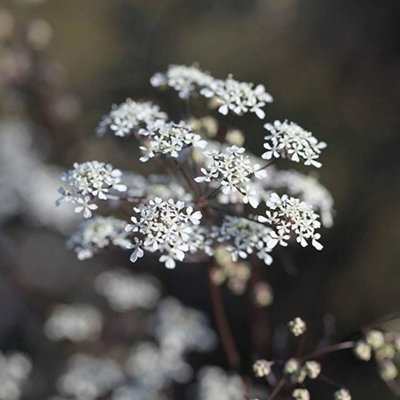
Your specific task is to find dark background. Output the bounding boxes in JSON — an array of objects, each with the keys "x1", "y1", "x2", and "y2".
[{"x1": 1, "y1": 0, "x2": 400, "y2": 398}]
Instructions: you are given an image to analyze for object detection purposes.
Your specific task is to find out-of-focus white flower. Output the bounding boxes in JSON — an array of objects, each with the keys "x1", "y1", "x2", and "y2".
[
  {"x1": 57, "y1": 354, "x2": 123, "y2": 400},
  {"x1": 226, "y1": 129, "x2": 245, "y2": 146},
  {"x1": 253, "y1": 281, "x2": 274, "y2": 307},
  {"x1": 127, "y1": 198, "x2": 207, "y2": 269},
  {"x1": 259, "y1": 193, "x2": 323, "y2": 250},
  {"x1": 26, "y1": 19, "x2": 52, "y2": 49},
  {"x1": 44, "y1": 304, "x2": 103, "y2": 342},
  {"x1": 288, "y1": 317, "x2": 307, "y2": 337},
  {"x1": 188, "y1": 116, "x2": 219, "y2": 138},
  {"x1": 95, "y1": 270, "x2": 160, "y2": 311},
  {"x1": 112, "y1": 383, "x2": 167, "y2": 400},
  {"x1": 0, "y1": 121, "x2": 78, "y2": 232},
  {"x1": 212, "y1": 216, "x2": 274, "y2": 265},
  {"x1": 96, "y1": 99, "x2": 167, "y2": 137},
  {"x1": 153, "y1": 298, "x2": 216, "y2": 355},
  {"x1": 197, "y1": 366, "x2": 245, "y2": 400},
  {"x1": 68, "y1": 216, "x2": 132, "y2": 260},
  {"x1": 262, "y1": 120, "x2": 326, "y2": 168},
  {"x1": 195, "y1": 146, "x2": 266, "y2": 208},
  {"x1": 122, "y1": 173, "x2": 193, "y2": 203},
  {"x1": 0, "y1": 352, "x2": 32, "y2": 400},
  {"x1": 126, "y1": 342, "x2": 192, "y2": 390},
  {"x1": 211, "y1": 246, "x2": 251, "y2": 294},
  {"x1": 57, "y1": 161, "x2": 126, "y2": 218},
  {"x1": 139, "y1": 121, "x2": 207, "y2": 162}
]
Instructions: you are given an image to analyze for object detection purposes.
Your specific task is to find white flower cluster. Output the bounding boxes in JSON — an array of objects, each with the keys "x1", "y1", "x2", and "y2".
[
  {"x1": 44, "y1": 304, "x2": 103, "y2": 342},
  {"x1": 197, "y1": 366, "x2": 245, "y2": 400},
  {"x1": 213, "y1": 216, "x2": 274, "y2": 265},
  {"x1": 202, "y1": 75, "x2": 273, "y2": 119},
  {"x1": 68, "y1": 216, "x2": 133, "y2": 260},
  {"x1": 0, "y1": 352, "x2": 32, "y2": 400},
  {"x1": 95, "y1": 270, "x2": 160, "y2": 311},
  {"x1": 57, "y1": 161, "x2": 127, "y2": 218},
  {"x1": 259, "y1": 193, "x2": 323, "y2": 250},
  {"x1": 96, "y1": 99, "x2": 167, "y2": 137},
  {"x1": 151, "y1": 64, "x2": 214, "y2": 99},
  {"x1": 262, "y1": 120, "x2": 326, "y2": 168},
  {"x1": 139, "y1": 121, "x2": 207, "y2": 162},
  {"x1": 195, "y1": 146, "x2": 265, "y2": 208},
  {"x1": 57, "y1": 354, "x2": 123, "y2": 400},
  {"x1": 151, "y1": 64, "x2": 273, "y2": 118},
  {"x1": 57, "y1": 65, "x2": 331, "y2": 273},
  {"x1": 127, "y1": 197, "x2": 205, "y2": 269},
  {"x1": 269, "y1": 170, "x2": 334, "y2": 227}
]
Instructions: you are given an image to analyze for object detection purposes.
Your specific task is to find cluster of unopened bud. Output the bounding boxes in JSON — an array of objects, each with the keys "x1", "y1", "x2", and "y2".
[
  {"x1": 284, "y1": 359, "x2": 321, "y2": 383},
  {"x1": 288, "y1": 317, "x2": 307, "y2": 336},
  {"x1": 211, "y1": 246, "x2": 251, "y2": 294},
  {"x1": 292, "y1": 388, "x2": 310, "y2": 400},
  {"x1": 253, "y1": 359, "x2": 273, "y2": 378},
  {"x1": 253, "y1": 281, "x2": 274, "y2": 307},
  {"x1": 291, "y1": 386, "x2": 352, "y2": 399},
  {"x1": 333, "y1": 388, "x2": 351, "y2": 400},
  {"x1": 353, "y1": 329, "x2": 399, "y2": 381}
]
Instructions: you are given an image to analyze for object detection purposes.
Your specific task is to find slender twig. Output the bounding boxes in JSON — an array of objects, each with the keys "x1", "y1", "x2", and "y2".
[
  {"x1": 205, "y1": 185, "x2": 222, "y2": 200},
  {"x1": 363, "y1": 311, "x2": 400, "y2": 330},
  {"x1": 317, "y1": 374, "x2": 342, "y2": 388},
  {"x1": 300, "y1": 341, "x2": 355, "y2": 361},
  {"x1": 269, "y1": 377, "x2": 286, "y2": 400},
  {"x1": 296, "y1": 333, "x2": 307, "y2": 357},
  {"x1": 106, "y1": 193, "x2": 145, "y2": 203},
  {"x1": 173, "y1": 158, "x2": 199, "y2": 196},
  {"x1": 207, "y1": 264, "x2": 241, "y2": 369},
  {"x1": 385, "y1": 379, "x2": 400, "y2": 397}
]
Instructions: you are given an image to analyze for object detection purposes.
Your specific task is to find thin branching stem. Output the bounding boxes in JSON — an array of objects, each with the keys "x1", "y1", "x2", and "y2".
[
  {"x1": 207, "y1": 264, "x2": 241, "y2": 369},
  {"x1": 173, "y1": 158, "x2": 199, "y2": 196},
  {"x1": 269, "y1": 377, "x2": 286, "y2": 399},
  {"x1": 300, "y1": 341, "x2": 355, "y2": 361}
]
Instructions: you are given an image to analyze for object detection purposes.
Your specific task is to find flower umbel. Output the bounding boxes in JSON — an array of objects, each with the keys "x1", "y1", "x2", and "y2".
[
  {"x1": 195, "y1": 146, "x2": 266, "y2": 208},
  {"x1": 262, "y1": 120, "x2": 326, "y2": 168},
  {"x1": 126, "y1": 197, "x2": 205, "y2": 268},
  {"x1": 57, "y1": 161, "x2": 126, "y2": 218},
  {"x1": 259, "y1": 193, "x2": 323, "y2": 250}
]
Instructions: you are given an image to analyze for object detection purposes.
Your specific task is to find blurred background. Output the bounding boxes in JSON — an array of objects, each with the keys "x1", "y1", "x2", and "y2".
[{"x1": 0, "y1": 0, "x2": 399, "y2": 398}]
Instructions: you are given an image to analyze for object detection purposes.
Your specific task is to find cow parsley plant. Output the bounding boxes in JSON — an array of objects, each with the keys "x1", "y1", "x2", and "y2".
[{"x1": 57, "y1": 64, "x2": 331, "y2": 270}]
